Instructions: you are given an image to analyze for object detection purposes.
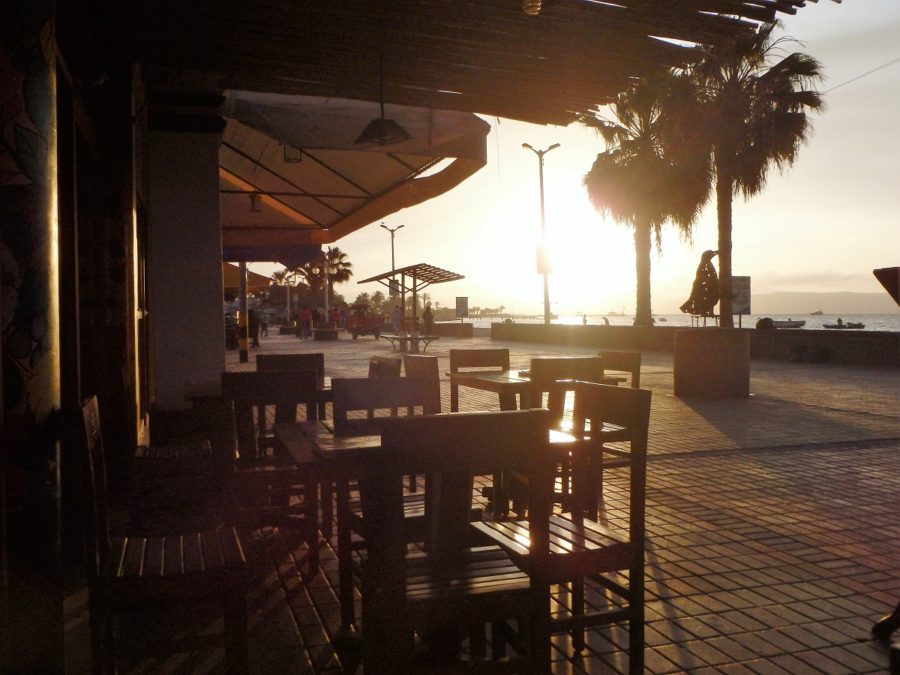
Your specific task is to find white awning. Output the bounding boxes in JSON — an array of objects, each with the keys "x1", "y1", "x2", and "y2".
[{"x1": 220, "y1": 92, "x2": 489, "y2": 266}]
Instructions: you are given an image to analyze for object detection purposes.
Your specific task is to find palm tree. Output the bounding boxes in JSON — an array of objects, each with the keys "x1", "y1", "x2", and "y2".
[
  {"x1": 688, "y1": 22, "x2": 823, "y2": 327},
  {"x1": 292, "y1": 259, "x2": 325, "y2": 306},
  {"x1": 270, "y1": 268, "x2": 295, "y2": 321},
  {"x1": 292, "y1": 247, "x2": 354, "y2": 310},
  {"x1": 582, "y1": 72, "x2": 710, "y2": 327},
  {"x1": 323, "y1": 246, "x2": 353, "y2": 302}
]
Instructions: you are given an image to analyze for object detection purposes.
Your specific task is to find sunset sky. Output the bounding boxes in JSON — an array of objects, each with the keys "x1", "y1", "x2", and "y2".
[{"x1": 252, "y1": 1, "x2": 900, "y2": 316}]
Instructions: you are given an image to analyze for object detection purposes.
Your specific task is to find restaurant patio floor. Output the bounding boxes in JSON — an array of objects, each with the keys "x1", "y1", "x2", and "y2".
[{"x1": 65, "y1": 329, "x2": 900, "y2": 673}]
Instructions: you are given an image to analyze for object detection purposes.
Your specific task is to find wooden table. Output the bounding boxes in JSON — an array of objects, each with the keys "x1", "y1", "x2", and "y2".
[
  {"x1": 275, "y1": 421, "x2": 381, "y2": 629},
  {"x1": 448, "y1": 369, "x2": 623, "y2": 513},
  {"x1": 449, "y1": 369, "x2": 532, "y2": 412}
]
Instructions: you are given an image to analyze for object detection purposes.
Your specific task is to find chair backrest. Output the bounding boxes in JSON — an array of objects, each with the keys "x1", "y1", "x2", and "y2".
[
  {"x1": 571, "y1": 381, "x2": 651, "y2": 540},
  {"x1": 402, "y1": 354, "x2": 441, "y2": 412},
  {"x1": 372, "y1": 408, "x2": 554, "y2": 563},
  {"x1": 221, "y1": 370, "x2": 318, "y2": 459},
  {"x1": 257, "y1": 353, "x2": 325, "y2": 388},
  {"x1": 597, "y1": 349, "x2": 641, "y2": 388},
  {"x1": 528, "y1": 356, "x2": 606, "y2": 426},
  {"x1": 368, "y1": 355, "x2": 402, "y2": 378},
  {"x1": 332, "y1": 376, "x2": 440, "y2": 436},
  {"x1": 79, "y1": 396, "x2": 110, "y2": 580},
  {"x1": 150, "y1": 396, "x2": 238, "y2": 467},
  {"x1": 449, "y1": 348, "x2": 509, "y2": 374}
]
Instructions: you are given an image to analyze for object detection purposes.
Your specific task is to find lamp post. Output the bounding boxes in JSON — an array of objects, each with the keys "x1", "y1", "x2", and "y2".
[
  {"x1": 522, "y1": 142, "x2": 560, "y2": 325},
  {"x1": 380, "y1": 222, "x2": 404, "y2": 270}
]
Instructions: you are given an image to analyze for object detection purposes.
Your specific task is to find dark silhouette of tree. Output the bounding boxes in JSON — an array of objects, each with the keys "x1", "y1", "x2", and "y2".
[
  {"x1": 688, "y1": 22, "x2": 823, "y2": 326},
  {"x1": 582, "y1": 72, "x2": 710, "y2": 327},
  {"x1": 293, "y1": 246, "x2": 353, "y2": 307}
]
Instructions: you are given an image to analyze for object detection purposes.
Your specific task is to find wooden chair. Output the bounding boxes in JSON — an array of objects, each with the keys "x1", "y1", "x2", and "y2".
[
  {"x1": 221, "y1": 370, "x2": 321, "y2": 575},
  {"x1": 257, "y1": 352, "x2": 329, "y2": 418},
  {"x1": 330, "y1": 376, "x2": 443, "y2": 627},
  {"x1": 221, "y1": 370, "x2": 319, "y2": 459},
  {"x1": 132, "y1": 397, "x2": 237, "y2": 532},
  {"x1": 368, "y1": 354, "x2": 402, "y2": 378},
  {"x1": 517, "y1": 356, "x2": 608, "y2": 510},
  {"x1": 528, "y1": 356, "x2": 606, "y2": 426},
  {"x1": 402, "y1": 354, "x2": 441, "y2": 413},
  {"x1": 598, "y1": 349, "x2": 642, "y2": 388},
  {"x1": 79, "y1": 396, "x2": 249, "y2": 673},
  {"x1": 402, "y1": 353, "x2": 442, "y2": 492},
  {"x1": 448, "y1": 348, "x2": 510, "y2": 411},
  {"x1": 360, "y1": 409, "x2": 556, "y2": 672},
  {"x1": 473, "y1": 382, "x2": 650, "y2": 671}
]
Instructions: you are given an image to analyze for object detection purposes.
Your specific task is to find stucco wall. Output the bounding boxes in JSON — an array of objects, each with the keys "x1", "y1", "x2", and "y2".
[{"x1": 148, "y1": 130, "x2": 225, "y2": 408}]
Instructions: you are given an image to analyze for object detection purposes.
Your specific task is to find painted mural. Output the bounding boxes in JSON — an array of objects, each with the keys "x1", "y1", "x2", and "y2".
[{"x1": 1, "y1": 4, "x2": 59, "y2": 508}]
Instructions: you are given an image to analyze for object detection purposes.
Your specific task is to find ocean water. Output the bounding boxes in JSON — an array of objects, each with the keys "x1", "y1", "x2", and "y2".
[{"x1": 463, "y1": 313, "x2": 900, "y2": 332}]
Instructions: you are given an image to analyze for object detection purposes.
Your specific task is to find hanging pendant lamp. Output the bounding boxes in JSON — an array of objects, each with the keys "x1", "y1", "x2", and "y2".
[{"x1": 355, "y1": 55, "x2": 411, "y2": 146}]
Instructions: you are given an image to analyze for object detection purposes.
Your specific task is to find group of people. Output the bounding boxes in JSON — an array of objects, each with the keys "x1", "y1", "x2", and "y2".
[
  {"x1": 391, "y1": 302, "x2": 434, "y2": 335},
  {"x1": 295, "y1": 304, "x2": 345, "y2": 339}
]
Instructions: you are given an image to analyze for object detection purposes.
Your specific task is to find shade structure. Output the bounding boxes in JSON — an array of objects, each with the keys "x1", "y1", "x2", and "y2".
[
  {"x1": 106, "y1": 2, "x2": 828, "y2": 126},
  {"x1": 219, "y1": 92, "x2": 489, "y2": 264},
  {"x1": 873, "y1": 267, "x2": 899, "y2": 305},
  {"x1": 222, "y1": 262, "x2": 272, "y2": 291},
  {"x1": 359, "y1": 263, "x2": 464, "y2": 322}
]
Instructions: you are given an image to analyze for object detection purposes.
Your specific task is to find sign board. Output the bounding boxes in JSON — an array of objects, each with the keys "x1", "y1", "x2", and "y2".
[
  {"x1": 388, "y1": 278, "x2": 400, "y2": 296},
  {"x1": 732, "y1": 276, "x2": 751, "y2": 315},
  {"x1": 455, "y1": 296, "x2": 468, "y2": 318}
]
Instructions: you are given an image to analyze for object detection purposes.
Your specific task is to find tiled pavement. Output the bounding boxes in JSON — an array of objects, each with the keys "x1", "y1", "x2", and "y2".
[{"x1": 68, "y1": 330, "x2": 900, "y2": 673}]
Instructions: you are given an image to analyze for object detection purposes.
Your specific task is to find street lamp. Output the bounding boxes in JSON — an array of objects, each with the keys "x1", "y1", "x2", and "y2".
[
  {"x1": 522, "y1": 142, "x2": 560, "y2": 325},
  {"x1": 380, "y1": 222, "x2": 404, "y2": 270}
]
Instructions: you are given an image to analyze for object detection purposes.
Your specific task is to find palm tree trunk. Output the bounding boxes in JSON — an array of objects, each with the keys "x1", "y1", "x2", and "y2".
[
  {"x1": 633, "y1": 222, "x2": 653, "y2": 327},
  {"x1": 716, "y1": 166, "x2": 734, "y2": 328}
]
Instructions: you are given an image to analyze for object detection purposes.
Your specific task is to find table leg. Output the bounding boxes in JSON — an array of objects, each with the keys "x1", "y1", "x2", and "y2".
[{"x1": 336, "y1": 479, "x2": 355, "y2": 628}]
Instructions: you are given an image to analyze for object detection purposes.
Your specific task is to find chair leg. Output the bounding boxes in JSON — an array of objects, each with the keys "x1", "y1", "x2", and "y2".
[
  {"x1": 572, "y1": 577, "x2": 586, "y2": 651},
  {"x1": 89, "y1": 595, "x2": 109, "y2": 675},
  {"x1": 320, "y1": 480, "x2": 334, "y2": 540},
  {"x1": 491, "y1": 620, "x2": 507, "y2": 660},
  {"x1": 469, "y1": 620, "x2": 487, "y2": 658},
  {"x1": 529, "y1": 583, "x2": 553, "y2": 674},
  {"x1": 336, "y1": 479, "x2": 356, "y2": 629},
  {"x1": 224, "y1": 592, "x2": 249, "y2": 674},
  {"x1": 628, "y1": 570, "x2": 645, "y2": 675}
]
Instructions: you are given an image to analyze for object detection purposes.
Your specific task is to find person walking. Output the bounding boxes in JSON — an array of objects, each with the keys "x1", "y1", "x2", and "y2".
[
  {"x1": 422, "y1": 303, "x2": 434, "y2": 335},
  {"x1": 299, "y1": 305, "x2": 312, "y2": 339},
  {"x1": 391, "y1": 303, "x2": 403, "y2": 334},
  {"x1": 248, "y1": 309, "x2": 260, "y2": 347}
]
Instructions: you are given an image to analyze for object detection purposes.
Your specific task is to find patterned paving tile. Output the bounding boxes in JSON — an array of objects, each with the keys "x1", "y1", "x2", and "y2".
[{"x1": 68, "y1": 333, "x2": 898, "y2": 672}]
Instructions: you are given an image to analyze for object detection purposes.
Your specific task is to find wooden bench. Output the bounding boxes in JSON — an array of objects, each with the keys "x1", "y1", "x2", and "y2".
[
  {"x1": 378, "y1": 333, "x2": 439, "y2": 353},
  {"x1": 312, "y1": 320, "x2": 339, "y2": 340}
]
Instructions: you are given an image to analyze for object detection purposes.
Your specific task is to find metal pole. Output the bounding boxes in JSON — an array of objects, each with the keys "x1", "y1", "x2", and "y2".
[
  {"x1": 523, "y1": 143, "x2": 559, "y2": 325},
  {"x1": 380, "y1": 222, "x2": 404, "y2": 270},
  {"x1": 238, "y1": 261, "x2": 249, "y2": 362}
]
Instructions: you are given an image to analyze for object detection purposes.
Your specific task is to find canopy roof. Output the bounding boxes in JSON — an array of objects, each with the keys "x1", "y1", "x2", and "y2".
[
  {"x1": 359, "y1": 263, "x2": 465, "y2": 291},
  {"x1": 219, "y1": 93, "x2": 489, "y2": 264},
  {"x1": 222, "y1": 262, "x2": 272, "y2": 290},
  {"x1": 102, "y1": 1, "x2": 826, "y2": 126}
]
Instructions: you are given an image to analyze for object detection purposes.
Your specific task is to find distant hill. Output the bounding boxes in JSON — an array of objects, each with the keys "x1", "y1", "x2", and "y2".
[{"x1": 751, "y1": 292, "x2": 899, "y2": 315}]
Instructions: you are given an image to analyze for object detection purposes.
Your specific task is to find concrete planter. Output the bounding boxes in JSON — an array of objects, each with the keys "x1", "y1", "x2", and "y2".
[{"x1": 674, "y1": 329, "x2": 750, "y2": 399}]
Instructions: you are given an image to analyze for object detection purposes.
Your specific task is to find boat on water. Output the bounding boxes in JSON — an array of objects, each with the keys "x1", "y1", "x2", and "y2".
[
  {"x1": 810, "y1": 310, "x2": 823, "y2": 315},
  {"x1": 773, "y1": 319, "x2": 805, "y2": 328},
  {"x1": 824, "y1": 321, "x2": 865, "y2": 330},
  {"x1": 755, "y1": 317, "x2": 805, "y2": 329}
]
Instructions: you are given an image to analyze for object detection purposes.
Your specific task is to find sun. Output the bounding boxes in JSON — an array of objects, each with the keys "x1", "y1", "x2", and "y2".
[{"x1": 543, "y1": 184, "x2": 636, "y2": 314}]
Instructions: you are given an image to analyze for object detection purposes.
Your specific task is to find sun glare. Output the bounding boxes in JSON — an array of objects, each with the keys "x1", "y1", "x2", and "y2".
[{"x1": 544, "y1": 184, "x2": 636, "y2": 314}]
